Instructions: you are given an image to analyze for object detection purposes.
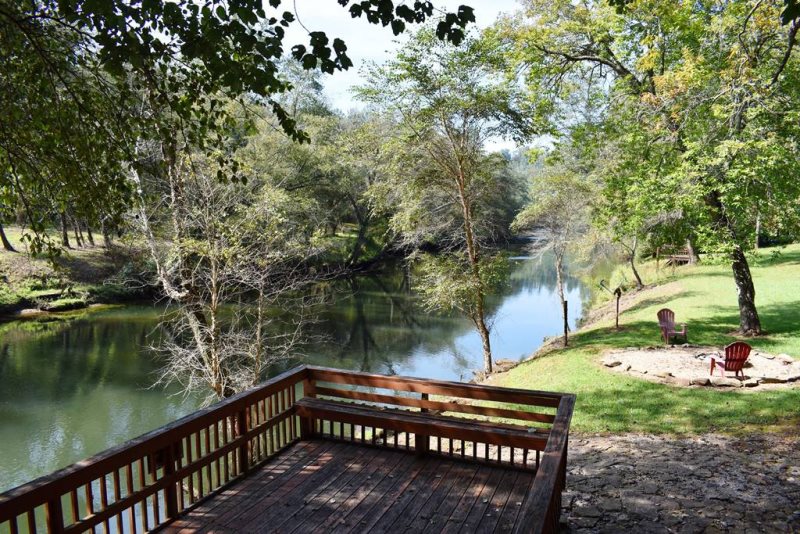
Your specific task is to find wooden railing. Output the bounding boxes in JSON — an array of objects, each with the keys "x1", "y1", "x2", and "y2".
[
  {"x1": 0, "y1": 365, "x2": 574, "y2": 534},
  {"x1": 300, "y1": 366, "x2": 575, "y2": 534},
  {"x1": 0, "y1": 367, "x2": 307, "y2": 534}
]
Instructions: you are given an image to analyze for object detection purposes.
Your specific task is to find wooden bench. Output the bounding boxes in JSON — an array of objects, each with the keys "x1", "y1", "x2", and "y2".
[{"x1": 295, "y1": 396, "x2": 549, "y2": 451}]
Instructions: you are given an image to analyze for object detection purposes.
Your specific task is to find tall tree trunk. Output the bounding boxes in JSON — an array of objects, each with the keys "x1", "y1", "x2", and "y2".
[
  {"x1": 85, "y1": 224, "x2": 95, "y2": 246},
  {"x1": 72, "y1": 222, "x2": 83, "y2": 248},
  {"x1": 731, "y1": 245, "x2": 761, "y2": 335},
  {"x1": 0, "y1": 223, "x2": 16, "y2": 252},
  {"x1": 686, "y1": 237, "x2": 699, "y2": 264},
  {"x1": 706, "y1": 190, "x2": 762, "y2": 335},
  {"x1": 629, "y1": 237, "x2": 644, "y2": 289},
  {"x1": 346, "y1": 197, "x2": 370, "y2": 267},
  {"x1": 754, "y1": 212, "x2": 761, "y2": 250},
  {"x1": 555, "y1": 252, "x2": 568, "y2": 346},
  {"x1": 456, "y1": 174, "x2": 492, "y2": 374},
  {"x1": 101, "y1": 218, "x2": 112, "y2": 248},
  {"x1": 60, "y1": 212, "x2": 71, "y2": 248}
]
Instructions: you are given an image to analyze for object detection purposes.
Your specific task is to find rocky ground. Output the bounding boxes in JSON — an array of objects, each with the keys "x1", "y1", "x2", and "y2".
[
  {"x1": 562, "y1": 432, "x2": 800, "y2": 533},
  {"x1": 600, "y1": 346, "x2": 800, "y2": 390}
]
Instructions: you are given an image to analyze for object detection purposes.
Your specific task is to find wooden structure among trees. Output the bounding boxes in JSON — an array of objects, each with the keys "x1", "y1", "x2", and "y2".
[{"x1": 0, "y1": 366, "x2": 575, "y2": 534}]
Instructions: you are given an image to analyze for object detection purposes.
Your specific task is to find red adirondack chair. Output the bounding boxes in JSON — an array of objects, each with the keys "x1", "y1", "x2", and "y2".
[
  {"x1": 657, "y1": 308, "x2": 687, "y2": 344},
  {"x1": 710, "y1": 341, "x2": 752, "y2": 380}
]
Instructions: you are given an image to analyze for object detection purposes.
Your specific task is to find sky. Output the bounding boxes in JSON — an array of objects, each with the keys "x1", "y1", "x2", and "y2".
[{"x1": 284, "y1": 1, "x2": 522, "y2": 115}]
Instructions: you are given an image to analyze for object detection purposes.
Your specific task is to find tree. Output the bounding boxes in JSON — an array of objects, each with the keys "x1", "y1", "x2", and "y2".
[
  {"x1": 1, "y1": 1, "x2": 475, "y2": 252},
  {"x1": 139, "y1": 153, "x2": 323, "y2": 402},
  {"x1": 359, "y1": 28, "x2": 535, "y2": 373},
  {"x1": 496, "y1": 0, "x2": 800, "y2": 335},
  {"x1": 513, "y1": 166, "x2": 593, "y2": 346}
]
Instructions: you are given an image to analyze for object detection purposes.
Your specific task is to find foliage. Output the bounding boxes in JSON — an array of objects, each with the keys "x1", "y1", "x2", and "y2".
[
  {"x1": 359, "y1": 27, "x2": 535, "y2": 372},
  {"x1": 414, "y1": 252, "x2": 509, "y2": 317},
  {"x1": 513, "y1": 164, "x2": 594, "y2": 343},
  {"x1": 496, "y1": 0, "x2": 800, "y2": 334},
  {"x1": 0, "y1": 0, "x2": 475, "y2": 254}
]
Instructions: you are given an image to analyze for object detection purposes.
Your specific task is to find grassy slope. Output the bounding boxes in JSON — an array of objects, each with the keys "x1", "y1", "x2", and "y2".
[
  {"x1": 488, "y1": 244, "x2": 800, "y2": 435},
  {"x1": 0, "y1": 226, "x2": 142, "y2": 312}
]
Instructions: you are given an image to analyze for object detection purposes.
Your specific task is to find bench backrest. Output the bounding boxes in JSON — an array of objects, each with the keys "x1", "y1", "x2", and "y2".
[{"x1": 724, "y1": 341, "x2": 752, "y2": 371}]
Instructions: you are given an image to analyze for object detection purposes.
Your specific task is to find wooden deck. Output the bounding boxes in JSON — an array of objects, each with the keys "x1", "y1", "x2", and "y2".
[
  {"x1": 0, "y1": 366, "x2": 574, "y2": 534},
  {"x1": 164, "y1": 439, "x2": 534, "y2": 533}
]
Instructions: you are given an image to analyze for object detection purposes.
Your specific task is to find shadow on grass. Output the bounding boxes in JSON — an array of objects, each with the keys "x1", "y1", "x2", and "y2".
[
  {"x1": 576, "y1": 286, "x2": 800, "y2": 353},
  {"x1": 620, "y1": 290, "x2": 701, "y2": 316}
]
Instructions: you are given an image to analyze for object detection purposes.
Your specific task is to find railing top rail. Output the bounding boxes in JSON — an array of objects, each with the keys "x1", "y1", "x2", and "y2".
[
  {"x1": 307, "y1": 365, "x2": 570, "y2": 407},
  {"x1": 514, "y1": 393, "x2": 576, "y2": 534},
  {"x1": 0, "y1": 365, "x2": 308, "y2": 516}
]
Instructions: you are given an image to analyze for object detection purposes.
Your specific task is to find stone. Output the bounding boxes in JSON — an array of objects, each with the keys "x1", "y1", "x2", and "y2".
[
  {"x1": 787, "y1": 374, "x2": 800, "y2": 382},
  {"x1": 743, "y1": 378, "x2": 761, "y2": 387},
  {"x1": 759, "y1": 376, "x2": 788, "y2": 384},
  {"x1": 598, "y1": 499, "x2": 622, "y2": 512},
  {"x1": 493, "y1": 359, "x2": 517, "y2": 372},
  {"x1": 690, "y1": 377, "x2": 710, "y2": 386},
  {"x1": 603, "y1": 359, "x2": 623, "y2": 367},
  {"x1": 777, "y1": 353, "x2": 795, "y2": 364},
  {"x1": 762, "y1": 353, "x2": 775, "y2": 359},
  {"x1": 673, "y1": 378, "x2": 692, "y2": 387},
  {"x1": 709, "y1": 376, "x2": 743, "y2": 387},
  {"x1": 653, "y1": 371, "x2": 672, "y2": 378}
]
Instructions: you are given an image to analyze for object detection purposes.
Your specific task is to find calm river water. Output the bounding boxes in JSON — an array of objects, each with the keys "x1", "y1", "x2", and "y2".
[{"x1": 0, "y1": 254, "x2": 588, "y2": 491}]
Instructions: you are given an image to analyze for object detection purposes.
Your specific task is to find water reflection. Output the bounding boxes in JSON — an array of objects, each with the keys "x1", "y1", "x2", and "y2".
[{"x1": 0, "y1": 252, "x2": 588, "y2": 491}]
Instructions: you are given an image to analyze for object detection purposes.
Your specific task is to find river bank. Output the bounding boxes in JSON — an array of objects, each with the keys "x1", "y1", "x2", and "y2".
[{"x1": 485, "y1": 243, "x2": 800, "y2": 434}]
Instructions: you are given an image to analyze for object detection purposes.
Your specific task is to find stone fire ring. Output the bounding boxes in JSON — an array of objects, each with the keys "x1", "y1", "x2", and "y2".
[{"x1": 600, "y1": 346, "x2": 800, "y2": 389}]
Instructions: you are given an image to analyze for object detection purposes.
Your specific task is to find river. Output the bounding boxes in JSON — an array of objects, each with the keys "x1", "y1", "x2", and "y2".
[{"x1": 0, "y1": 253, "x2": 588, "y2": 492}]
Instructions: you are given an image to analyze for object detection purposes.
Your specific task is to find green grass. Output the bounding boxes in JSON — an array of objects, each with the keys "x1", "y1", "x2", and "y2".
[
  {"x1": 0, "y1": 225, "x2": 146, "y2": 314},
  {"x1": 490, "y1": 244, "x2": 800, "y2": 435}
]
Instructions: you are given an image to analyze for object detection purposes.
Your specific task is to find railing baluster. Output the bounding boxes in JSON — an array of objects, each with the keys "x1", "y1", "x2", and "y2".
[
  {"x1": 138, "y1": 458, "x2": 149, "y2": 532},
  {"x1": 112, "y1": 469, "x2": 123, "y2": 533},
  {"x1": 25, "y1": 510, "x2": 35, "y2": 534},
  {"x1": 99, "y1": 473, "x2": 109, "y2": 533},
  {"x1": 125, "y1": 464, "x2": 137, "y2": 534},
  {"x1": 84, "y1": 482, "x2": 94, "y2": 520},
  {"x1": 45, "y1": 495, "x2": 64, "y2": 534},
  {"x1": 69, "y1": 489, "x2": 79, "y2": 523}
]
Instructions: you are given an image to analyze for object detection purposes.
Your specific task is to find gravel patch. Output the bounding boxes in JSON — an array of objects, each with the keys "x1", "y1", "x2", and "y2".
[
  {"x1": 600, "y1": 346, "x2": 800, "y2": 390},
  {"x1": 561, "y1": 433, "x2": 800, "y2": 533}
]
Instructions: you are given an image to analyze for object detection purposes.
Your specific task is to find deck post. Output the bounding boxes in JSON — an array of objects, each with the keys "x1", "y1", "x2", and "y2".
[
  {"x1": 300, "y1": 379, "x2": 316, "y2": 438},
  {"x1": 162, "y1": 444, "x2": 179, "y2": 520},
  {"x1": 45, "y1": 497, "x2": 64, "y2": 534},
  {"x1": 236, "y1": 408, "x2": 251, "y2": 475},
  {"x1": 415, "y1": 392, "x2": 430, "y2": 455}
]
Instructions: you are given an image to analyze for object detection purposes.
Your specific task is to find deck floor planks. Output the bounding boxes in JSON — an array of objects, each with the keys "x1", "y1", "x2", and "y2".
[
  {"x1": 494, "y1": 468, "x2": 536, "y2": 533},
  {"x1": 306, "y1": 443, "x2": 410, "y2": 534},
  {"x1": 338, "y1": 451, "x2": 433, "y2": 533},
  {"x1": 458, "y1": 465, "x2": 510, "y2": 531},
  {"x1": 328, "y1": 449, "x2": 419, "y2": 533},
  {"x1": 270, "y1": 446, "x2": 387, "y2": 533},
  {"x1": 171, "y1": 440, "x2": 328, "y2": 533},
  {"x1": 203, "y1": 443, "x2": 338, "y2": 528},
  {"x1": 475, "y1": 469, "x2": 521, "y2": 533},
  {"x1": 439, "y1": 463, "x2": 493, "y2": 533},
  {"x1": 234, "y1": 442, "x2": 367, "y2": 531},
  {"x1": 161, "y1": 439, "x2": 535, "y2": 534},
  {"x1": 403, "y1": 459, "x2": 480, "y2": 532}
]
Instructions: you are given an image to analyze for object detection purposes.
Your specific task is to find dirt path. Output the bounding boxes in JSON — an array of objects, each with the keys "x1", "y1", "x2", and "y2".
[{"x1": 562, "y1": 432, "x2": 800, "y2": 533}]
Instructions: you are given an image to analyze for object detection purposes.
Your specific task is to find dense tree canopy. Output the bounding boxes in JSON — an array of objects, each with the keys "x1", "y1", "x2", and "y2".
[
  {"x1": 0, "y1": 0, "x2": 475, "y2": 252},
  {"x1": 495, "y1": 0, "x2": 800, "y2": 334}
]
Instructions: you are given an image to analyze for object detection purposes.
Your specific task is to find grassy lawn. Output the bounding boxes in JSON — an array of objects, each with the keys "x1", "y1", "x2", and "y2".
[{"x1": 488, "y1": 244, "x2": 800, "y2": 435}]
